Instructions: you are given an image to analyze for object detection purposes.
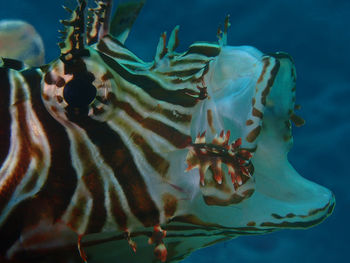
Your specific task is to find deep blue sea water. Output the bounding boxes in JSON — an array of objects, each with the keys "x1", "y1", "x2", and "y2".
[{"x1": 1, "y1": 0, "x2": 349, "y2": 262}]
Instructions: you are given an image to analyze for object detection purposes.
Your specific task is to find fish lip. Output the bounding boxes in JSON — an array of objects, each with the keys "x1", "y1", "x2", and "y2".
[
  {"x1": 257, "y1": 193, "x2": 335, "y2": 230},
  {"x1": 168, "y1": 192, "x2": 335, "y2": 234}
]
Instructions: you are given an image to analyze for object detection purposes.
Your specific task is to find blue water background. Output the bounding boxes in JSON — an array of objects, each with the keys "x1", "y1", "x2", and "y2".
[{"x1": 1, "y1": 0, "x2": 349, "y2": 262}]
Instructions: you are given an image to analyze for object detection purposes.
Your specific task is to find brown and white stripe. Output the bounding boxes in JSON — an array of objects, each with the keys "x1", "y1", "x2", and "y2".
[{"x1": 0, "y1": 31, "x2": 224, "y2": 256}]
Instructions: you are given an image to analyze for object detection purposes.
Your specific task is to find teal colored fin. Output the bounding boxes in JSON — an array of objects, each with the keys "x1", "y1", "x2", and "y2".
[{"x1": 109, "y1": 0, "x2": 145, "y2": 44}]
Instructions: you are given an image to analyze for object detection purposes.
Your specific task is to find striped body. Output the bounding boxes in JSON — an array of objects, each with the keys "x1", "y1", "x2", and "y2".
[{"x1": 0, "y1": 1, "x2": 334, "y2": 262}]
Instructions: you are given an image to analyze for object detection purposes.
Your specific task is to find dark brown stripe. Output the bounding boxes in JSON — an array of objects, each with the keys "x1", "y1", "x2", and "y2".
[
  {"x1": 170, "y1": 58, "x2": 209, "y2": 66},
  {"x1": 0, "y1": 72, "x2": 37, "y2": 254},
  {"x1": 97, "y1": 40, "x2": 140, "y2": 62},
  {"x1": 261, "y1": 60, "x2": 280, "y2": 106},
  {"x1": 143, "y1": 118, "x2": 191, "y2": 148},
  {"x1": 184, "y1": 44, "x2": 221, "y2": 57},
  {"x1": 109, "y1": 187, "x2": 127, "y2": 230},
  {"x1": 169, "y1": 214, "x2": 270, "y2": 234},
  {"x1": 0, "y1": 80, "x2": 31, "y2": 215},
  {"x1": 246, "y1": 119, "x2": 254, "y2": 126},
  {"x1": 271, "y1": 213, "x2": 297, "y2": 219},
  {"x1": 99, "y1": 52, "x2": 200, "y2": 107},
  {"x1": 271, "y1": 213, "x2": 283, "y2": 219},
  {"x1": 290, "y1": 113, "x2": 305, "y2": 127},
  {"x1": 116, "y1": 62, "x2": 141, "y2": 72},
  {"x1": 246, "y1": 126, "x2": 261, "y2": 143},
  {"x1": 67, "y1": 114, "x2": 160, "y2": 227},
  {"x1": 22, "y1": 69, "x2": 77, "y2": 221},
  {"x1": 260, "y1": 215, "x2": 328, "y2": 228},
  {"x1": 247, "y1": 221, "x2": 256, "y2": 226},
  {"x1": 131, "y1": 132, "x2": 169, "y2": 176},
  {"x1": 109, "y1": 93, "x2": 192, "y2": 149},
  {"x1": 101, "y1": 70, "x2": 114, "y2": 81},
  {"x1": 269, "y1": 52, "x2": 295, "y2": 62},
  {"x1": 73, "y1": 134, "x2": 107, "y2": 234},
  {"x1": 163, "y1": 194, "x2": 178, "y2": 218},
  {"x1": 203, "y1": 193, "x2": 250, "y2": 206},
  {"x1": 207, "y1": 109, "x2": 215, "y2": 134},
  {"x1": 111, "y1": 73, "x2": 192, "y2": 124},
  {"x1": 307, "y1": 202, "x2": 330, "y2": 217},
  {"x1": 159, "y1": 32, "x2": 168, "y2": 59},
  {"x1": 257, "y1": 58, "x2": 270, "y2": 84},
  {"x1": 252, "y1": 107, "x2": 263, "y2": 119},
  {"x1": 262, "y1": 199, "x2": 334, "y2": 228},
  {"x1": 21, "y1": 173, "x2": 40, "y2": 194},
  {"x1": 155, "y1": 106, "x2": 192, "y2": 124},
  {"x1": 0, "y1": 68, "x2": 11, "y2": 166},
  {"x1": 291, "y1": 66, "x2": 296, "y2": 82},
  {"x1": 163, "y1": 67, "x2": 204, "y2": 78}
]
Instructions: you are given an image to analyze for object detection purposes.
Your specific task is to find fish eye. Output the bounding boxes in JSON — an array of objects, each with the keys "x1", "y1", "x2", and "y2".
[{"x1": 63, "y1": 72, "x2": 97, "y2": 108}]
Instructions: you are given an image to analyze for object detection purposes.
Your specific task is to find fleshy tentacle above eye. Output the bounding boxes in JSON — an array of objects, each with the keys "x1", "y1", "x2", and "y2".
[
  {"x1": 86, "y1": 0, "x2": 113, "y2": 45},
  {"x1": 59, "y1": 0, "x2": 87, "y2": 60},
  {"x1": 59, "y1": 0, "x2": 114, "y2": 57}
]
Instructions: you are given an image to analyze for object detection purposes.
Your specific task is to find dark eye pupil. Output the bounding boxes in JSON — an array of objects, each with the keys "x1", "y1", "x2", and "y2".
[{"x1": 63, "y1": 73, "x2": 96, "y2": 108}]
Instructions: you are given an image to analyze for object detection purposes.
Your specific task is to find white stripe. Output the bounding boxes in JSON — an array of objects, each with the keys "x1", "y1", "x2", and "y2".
[{"x1": 0, "y1": 70, "x2": 50, "y2": 225}]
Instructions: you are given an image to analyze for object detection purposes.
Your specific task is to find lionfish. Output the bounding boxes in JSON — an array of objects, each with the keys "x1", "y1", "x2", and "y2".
[{"x1": 0, "y1": 0, "x2": 335, "y2": 262}]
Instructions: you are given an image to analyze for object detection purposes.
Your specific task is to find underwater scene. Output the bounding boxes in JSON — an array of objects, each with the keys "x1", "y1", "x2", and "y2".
[{"x1": 0, "y1": 0, "x2": 348, "y2": 262}]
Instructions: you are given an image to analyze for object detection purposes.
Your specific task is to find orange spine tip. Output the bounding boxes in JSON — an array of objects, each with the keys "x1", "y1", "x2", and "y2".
[{"x1": 78, "y1": 235, "x2": 88, "y2": 263}]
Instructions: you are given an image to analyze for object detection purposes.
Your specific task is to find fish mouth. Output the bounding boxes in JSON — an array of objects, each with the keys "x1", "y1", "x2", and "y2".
[
  {"x1": 168, "y1": 191, "x2": 335, "y2": 234},
  {"x1": 257, "y1": 194, "x2": 335, "y2": 229}
]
